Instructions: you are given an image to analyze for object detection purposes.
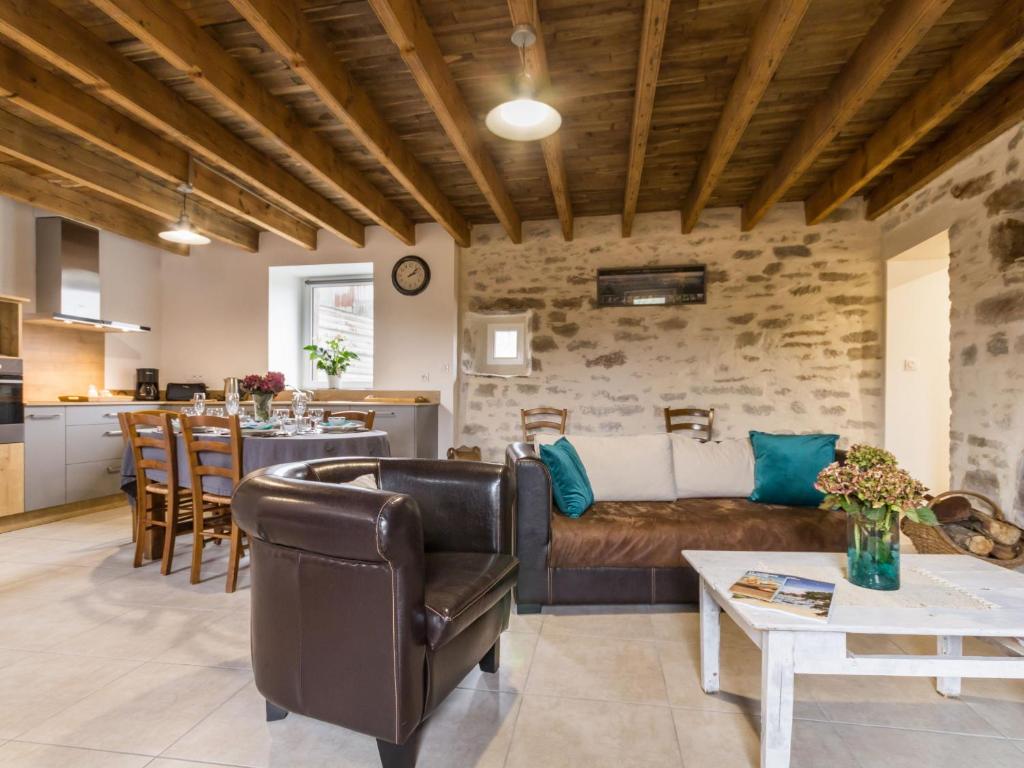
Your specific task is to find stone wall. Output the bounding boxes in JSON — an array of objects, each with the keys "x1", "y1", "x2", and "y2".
[
  {"x1": 457, "y1": 201, "x2": 885, "y2": 460},
  {"x1": 879, "y1": 124, "x2": 1024, "y2": 526}
]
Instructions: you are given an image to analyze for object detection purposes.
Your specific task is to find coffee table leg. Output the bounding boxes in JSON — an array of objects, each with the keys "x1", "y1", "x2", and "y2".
[
  {"x1": 699, "y1": 577, "x2": 721, "y2": 694},
  {"x1": 936, "y1": 636, "x2": 963, "y2": 697},
  {"x1": 761, "y1": 631, "x2": 796, "y2": 768}
]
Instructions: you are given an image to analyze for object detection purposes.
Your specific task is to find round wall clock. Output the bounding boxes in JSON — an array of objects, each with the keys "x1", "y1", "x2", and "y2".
[{"x1": 391, "y1": 255, "x2": 431, "y2": 296}]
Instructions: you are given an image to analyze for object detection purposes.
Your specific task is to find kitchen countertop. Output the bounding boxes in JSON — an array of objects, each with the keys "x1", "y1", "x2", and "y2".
[{"x1": 26, "y1": 398, "x2": 439, "y2": 407}]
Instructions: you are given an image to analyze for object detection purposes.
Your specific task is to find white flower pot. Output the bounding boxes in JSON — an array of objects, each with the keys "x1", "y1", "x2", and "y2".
[{"x1": 326, "y1": 375, "x2": 342, "y2": 389}]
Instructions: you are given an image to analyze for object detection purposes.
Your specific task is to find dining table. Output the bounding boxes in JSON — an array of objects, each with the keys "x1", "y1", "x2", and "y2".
[{"x1": 120, "y1": 427, "x2": 391, "y2": 558}]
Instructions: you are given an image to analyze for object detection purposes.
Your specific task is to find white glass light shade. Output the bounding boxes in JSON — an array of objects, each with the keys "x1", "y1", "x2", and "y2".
[
  {"x1": 159, "y1": 214, "x2": 211, "y2": 245},
  {"x1": 485, "y1": 97, "x2": 562, "y2": 141}
]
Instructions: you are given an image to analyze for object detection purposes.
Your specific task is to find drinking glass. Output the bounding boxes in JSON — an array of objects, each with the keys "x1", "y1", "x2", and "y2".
[
  {"x1": 192, "y1": 392, "x2": 206, "y2": 415},
  {"x1": 291, "y1": 390, "x2": 308, "y2": 420},
  {"x1": 272, "y1": 408, "x2": 289, "y2": 427},
  {"x1": 207, "y1": 407, "x2": 224, "y2": 417},
  {"x1": 309, "y1": 407, "x2": 324, "y2": 432},
  {"x1": 225, "y1": 392, "x2": 240, "y2": 416},
  {"x1": 282, "y1": 418, "x2": 299, "y2": 436}
]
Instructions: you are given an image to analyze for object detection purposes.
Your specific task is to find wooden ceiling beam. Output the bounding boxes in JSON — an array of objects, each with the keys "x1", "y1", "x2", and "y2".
[
  {"x1": 0, "y1": 156, "x2": 189, "y2": 255},
  {"x1": 867, "y1": 73, "x2": 1024, "y2": 219},
  {"x1": 507, "y1": 0, "x2": 572, "y2": 242},
  {"x1": 0, "y1": 109, "x2": 260, "y2": 252},
  {"x1": 368, "y1": 0, "x2": 523, "y2": 244},
  {"x1": 621, "y1": 0, "x2": 670, "y2": 238},
  {"x1": 0, "y1": 43, "x2": 316, "y2": 250},
  {"x1": 0, "y1": 0, "x2": 362, "y2": 247},
  {"x1": 740, "y1": 0, "x2": 954, "y2": 231},
  {"x1": 225, "y1": 0, "x2": 469, "y2": 247},
  {"x1": 91, "y1": 0, "x2": 415, "y2": 245},
  {"x1": 806, "y1": 0, "x2": 1024, "y2": 225},
  {"x1": 680, "y1": 0, "x2": 810, "y2": 234}
]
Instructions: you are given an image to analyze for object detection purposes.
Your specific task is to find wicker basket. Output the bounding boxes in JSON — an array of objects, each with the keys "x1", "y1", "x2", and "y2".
[{"x1": 901, "y1": 490, "x2": 1024, "y2": 569}]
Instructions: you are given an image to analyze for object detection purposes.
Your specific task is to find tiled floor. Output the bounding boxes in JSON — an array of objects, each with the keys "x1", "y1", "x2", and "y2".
[{"x1": 0, "y1": 506, "x2": 1022, "y2": 767}]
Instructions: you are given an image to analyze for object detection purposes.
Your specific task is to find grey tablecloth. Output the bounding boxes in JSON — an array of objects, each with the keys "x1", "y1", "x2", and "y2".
[{"x1": 120, "y1": 429, "x2": 391, "y2": 497}]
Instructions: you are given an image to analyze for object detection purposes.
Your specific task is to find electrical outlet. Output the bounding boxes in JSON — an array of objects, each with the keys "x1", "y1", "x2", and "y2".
[
  {"x1": 421, "y1": 372, "x2": 430, "y2": 382},
  {"x1": 903, "y1": 358, "x2": 918, "y2": 372}
]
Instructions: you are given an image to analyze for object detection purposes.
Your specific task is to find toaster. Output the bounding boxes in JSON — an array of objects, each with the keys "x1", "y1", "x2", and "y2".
[{"x1": 165, "y1": 382, "x2": 208, "y2": 402}]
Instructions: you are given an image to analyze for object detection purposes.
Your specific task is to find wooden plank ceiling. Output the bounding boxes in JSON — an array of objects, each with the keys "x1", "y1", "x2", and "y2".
[{"x1": 0, "y1": 0, "x2": 1018, "y2": 252}]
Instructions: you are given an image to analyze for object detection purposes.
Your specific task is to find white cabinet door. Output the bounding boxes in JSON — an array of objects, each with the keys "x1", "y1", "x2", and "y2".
[{"x1": 24, "y1": 407, "x2": 66, "y2": 511}]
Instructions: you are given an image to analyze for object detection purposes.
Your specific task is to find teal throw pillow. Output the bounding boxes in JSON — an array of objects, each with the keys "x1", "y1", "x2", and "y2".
[
  {"x1": 748, "y1": 431, "x2": 838, "y2": 507},
  {"x1": 539, "y1": 437, "x2": 594, "y2": 518}
]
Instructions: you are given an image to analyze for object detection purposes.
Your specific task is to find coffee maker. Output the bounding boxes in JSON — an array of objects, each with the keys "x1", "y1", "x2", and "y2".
[{"x1": 135, "y1": 368, "x2": 159, "y2": 401}]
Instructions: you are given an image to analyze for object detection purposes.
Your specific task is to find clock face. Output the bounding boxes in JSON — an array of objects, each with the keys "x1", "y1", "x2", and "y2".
[{"x1": 392, "y1": 256, "x2": 431, "y2": 296}]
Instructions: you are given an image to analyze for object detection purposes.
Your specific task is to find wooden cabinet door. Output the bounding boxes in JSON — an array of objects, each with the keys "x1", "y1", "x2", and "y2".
[{"x1": 0, "y1": 442, "x2": 24, "y2": 517}]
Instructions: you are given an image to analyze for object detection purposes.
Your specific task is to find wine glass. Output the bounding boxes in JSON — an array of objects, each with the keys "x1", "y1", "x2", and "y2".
[
  {"x1": 207, "y1": 407, "x2": 224, "y2": 417},
  {"x1": 309, "y1": 407, "x2": 324, "y2": 432},
  {"x1": 291, "y1": 390, "x2": 308, "y2": 420},
  {"x1": 192, "y1": 392, "x2": 206, "y2": 416},
  {"x1": 225, "y1": 392, "x2": 240, "y2": 416},
  {"x1": 282, "y1": 417, "x2": 299, "y2": 436},
  {"x1": 272, "y1": 408, "x2": 289, "y2": 427}
]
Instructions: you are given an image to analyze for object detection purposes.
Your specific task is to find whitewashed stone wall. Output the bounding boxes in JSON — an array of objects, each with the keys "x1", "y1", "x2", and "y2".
[
  {"x1": 880, "y1": 124, "x2": 1024, "y2": 526},
  {"x1": 457, "y1": 201, "x2": 885, "y2": 460}
]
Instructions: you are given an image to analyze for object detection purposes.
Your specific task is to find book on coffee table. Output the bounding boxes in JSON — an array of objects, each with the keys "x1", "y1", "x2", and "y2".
[{"x1": 729, "y1": 570, "x2": 835, "y2": 621}]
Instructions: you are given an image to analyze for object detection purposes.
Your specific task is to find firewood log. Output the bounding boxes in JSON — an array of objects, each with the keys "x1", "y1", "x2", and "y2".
[
  {"x1": 968, "y1": 514, "x2": 1022, "y2": 547},
  {"x1": 931, "y1": 496, "x2": 973, "y2": 524},
  {"x1": 945, "y1": 524, "x2": 995, "y2": 556},
  {"x1": 990, "y1": 542, "x2": 1021, "y2": 561}
]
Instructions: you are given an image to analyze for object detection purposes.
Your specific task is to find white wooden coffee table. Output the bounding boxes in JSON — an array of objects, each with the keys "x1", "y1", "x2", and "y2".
[{"x1": 684, "y1": 551, "x2": 1024, "y2": 768}]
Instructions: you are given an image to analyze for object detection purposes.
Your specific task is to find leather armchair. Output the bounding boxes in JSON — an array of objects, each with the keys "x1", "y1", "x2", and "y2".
[{"x1": 233, "y1": 457, "x2": 518, "y2": 768}]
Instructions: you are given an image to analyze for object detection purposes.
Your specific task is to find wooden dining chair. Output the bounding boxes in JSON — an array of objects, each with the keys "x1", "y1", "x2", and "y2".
[
  {"x1": 447, "y1": 445, "x2": 483, "y2": 461},
  {"x1": 125, "y1": 410, "x2": 193, "y2": 575},
  {"x1": 180, "y1": 413, "x2": 246, "y2": 592},
  {"x1": 664, "y1": 407, "x2": 715, "y2": 441},
  {"x1": 520, "y1": 407, "x2": 568, "y2": 443},
  {"x1": 324, "y1": 409, "x2": 376, "y2": 430},
  {"x1": 117, "y1": 411, "x2": 139, "y2": 543}
]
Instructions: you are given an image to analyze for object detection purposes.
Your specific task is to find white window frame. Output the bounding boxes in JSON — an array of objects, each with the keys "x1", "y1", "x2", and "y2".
[
  {"x1": 486, "y1": 322, "x2": 526, "y2": 366},
  {"x1": 302, "y1": 275, "x2": 374, "y2": 389}
]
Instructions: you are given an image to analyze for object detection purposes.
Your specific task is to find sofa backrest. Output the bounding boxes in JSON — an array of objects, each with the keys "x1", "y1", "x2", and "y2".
[{"x1": 535, "y1": 433, "x2": 676, "y2": 501}]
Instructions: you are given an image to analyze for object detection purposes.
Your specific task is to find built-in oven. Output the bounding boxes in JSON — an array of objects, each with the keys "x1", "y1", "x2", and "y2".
[{"x1": 0, "y1": 358, "x2": 24, "y2": 444}]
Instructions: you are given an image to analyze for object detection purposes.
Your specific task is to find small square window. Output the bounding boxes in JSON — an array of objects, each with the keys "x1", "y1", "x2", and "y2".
[{"x1": 487, "y1": 323, "x2": 525, "y2": 366}]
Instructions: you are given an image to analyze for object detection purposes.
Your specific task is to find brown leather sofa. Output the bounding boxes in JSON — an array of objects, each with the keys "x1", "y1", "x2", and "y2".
[
  {"x1": 233, "y1": 457, "x2": 518, "y2": 768},
  {"x1": 507, "y1": 442, "x2": 846, "y2": 612}
]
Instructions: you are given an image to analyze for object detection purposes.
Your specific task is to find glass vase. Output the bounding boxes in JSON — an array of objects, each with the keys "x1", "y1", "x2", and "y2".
[
  {"x1": 252, "y1": 391, "x2": 273, "y2": 422},
  {"x1": 847, "y1": 512, "x2": 900, "y2": 590}
]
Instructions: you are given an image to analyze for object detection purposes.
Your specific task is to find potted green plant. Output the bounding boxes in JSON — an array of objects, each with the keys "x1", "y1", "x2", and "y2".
[
  {"x1": 303, "y1": 337, "x2": 359, "y2": 389},
  {"x1": 816, "y1": 445, "x2": 938, "y2": 591}
]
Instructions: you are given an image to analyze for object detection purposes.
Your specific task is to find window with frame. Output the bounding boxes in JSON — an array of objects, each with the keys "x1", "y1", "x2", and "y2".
[
  {"x1": 486, "y1": 322, "x2": 525, "y2": 366},
  {"x1": 304, "y1": 276, "x2": 373, "y2": 388}
]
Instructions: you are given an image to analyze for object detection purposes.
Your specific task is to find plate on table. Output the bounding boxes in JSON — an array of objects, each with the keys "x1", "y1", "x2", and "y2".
[{"x1": 321, "y1": 420, "x2": 366, "y2": 433}]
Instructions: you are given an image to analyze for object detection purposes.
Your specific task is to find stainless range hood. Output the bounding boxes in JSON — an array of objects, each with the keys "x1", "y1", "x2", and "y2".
[{"x1": 26, "y1": 218, "x2": 150, "y2": 333}]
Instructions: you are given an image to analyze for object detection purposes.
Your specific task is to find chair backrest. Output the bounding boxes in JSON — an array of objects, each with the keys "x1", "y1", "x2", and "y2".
[
  {"x1": 124, "y1": 410, "x2": 181, "y2": 492},
  {"x1": 180, "y1": 414, "x2": 244, "y2": 498},
  {"x1": 447, "y1": 445, "x2": 482, "y2": 461},
  {"x1": 520, "y1": 407, "x2": 567, "y2": 442},
  {"x1": 325, "y1": 409, "x2": 376, "y2": 430},
  {"x1": 664, "y1": 407, "x2": 714, "y2": 440}
]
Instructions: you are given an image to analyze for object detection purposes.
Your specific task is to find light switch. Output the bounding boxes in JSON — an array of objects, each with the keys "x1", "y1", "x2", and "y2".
[{"x1": 903, "y1": 358, "x2": 919, "y2": 372}]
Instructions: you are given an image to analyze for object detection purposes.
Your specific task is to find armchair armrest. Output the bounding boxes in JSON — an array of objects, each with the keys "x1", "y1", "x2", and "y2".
[{"x1": 506, "y1": 443, "x2": 551, "y2": 606}]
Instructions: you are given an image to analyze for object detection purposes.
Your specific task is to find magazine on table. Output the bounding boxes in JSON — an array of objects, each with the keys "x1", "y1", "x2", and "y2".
[{"x1": 729, "y1": 570, "x2": 835, "y2": 621}]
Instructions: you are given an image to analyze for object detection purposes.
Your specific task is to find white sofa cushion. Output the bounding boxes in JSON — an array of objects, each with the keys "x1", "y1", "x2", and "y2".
[
  {"x1": 536, "y1": 433, "x2": 676, "y2": 501},
  {"x1": 670, "y1": 435, "x2": 755, "y2": 498}
]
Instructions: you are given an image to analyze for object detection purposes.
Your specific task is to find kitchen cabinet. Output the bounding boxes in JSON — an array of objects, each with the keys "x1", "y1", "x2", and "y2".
[
  {"x1": 372, "y1": 405, "x2": 438, "y2": 459},
  {"x1": 24, "y1": 407, "x2": 66, "y2": 511},
  {"x1": 0, "y1": 443, "x2": 24, "y2": 517}
]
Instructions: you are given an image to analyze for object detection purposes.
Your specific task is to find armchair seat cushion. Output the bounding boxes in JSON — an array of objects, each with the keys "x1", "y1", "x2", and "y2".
[{"x1": 424, "y1": 552, "x2": 518, "y2": 650}]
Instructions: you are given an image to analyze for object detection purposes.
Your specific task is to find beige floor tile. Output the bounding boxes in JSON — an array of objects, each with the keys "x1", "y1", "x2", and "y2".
[
  {"x1": 0, "y1": 741, "x2": 151, "y2": 767},
  {"x1": 162, "y1": 680, "x2": 382, "y2": 767},
  {"x1": 147, "y1": 761, "x2": 227, "y2": 768},
  {"x1": 506, "y1": 694, "x2": 682, "y2": 768},
  {"x1": 459, "y1": 631, "x2": 537, "y2": 694},
  {"x1": 835, "y1": 723, "x2": 1024, "y2": 767},
  {"x1": 541, "y1": 605, "x2": 655, "y2": 640},
  {"x1": 0, "y1": 563, "x2": 126, "y2": 604},
  {"x1": 961, "y1": 677, "x2": 1024, "y2": 738},
  {"x1": 50, "y1": 606, "x2": 226, "y2": 662},
  {"x1": 0, "y1": 596, "x2": 131, "y2": 652},
  {"x1": 0, "y1": 535, "x2": 136, "y2": 569},
  {"x1": 93, "y1": 559, "x2": 250, "y2": 613},
  {"x1": 649, "y1": 609, "x2": 753, "y2": 649},
  {"x1": 806, "y1": 667, "x2": 1003, "y2": 735},
  {"x1": 156, "y1": 610, "x2": 252, "y2": 669},
  {"x1": 658, "y1": 641, "x2": 824, "y2": 719},
  {"x1": 20, "y1": 661, "x2": 249, "y2": 755},
  {"x1": 672, "y1": 709, "x2": 859, "y2": 768},
  {"x1": 526, "y1": 631, "x2": 668, "y2": 705},
  {"x1": 0, "y1": 653, "x2": 142, "y2": 739},
  {"x1": 417, "y1": 688, "x2": 520, "y2": 768},
  {"x1": 506, "y1": 609, "x2": 543, "y2": 635}
]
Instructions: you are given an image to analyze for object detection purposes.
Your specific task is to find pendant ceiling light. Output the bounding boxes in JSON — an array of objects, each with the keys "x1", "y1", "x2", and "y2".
[
  {"x1": 486, "y1": 24, "x2": 561, "y2": 142},
  {"x1": 159, "y1": 159, "x2": 211, "y2": 246}
]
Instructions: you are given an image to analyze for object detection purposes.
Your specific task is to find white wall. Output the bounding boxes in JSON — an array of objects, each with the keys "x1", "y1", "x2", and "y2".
[
  {"x1": 885, "y1": 231, "x2": 951, "y2": 492},
  {"x1": 160, "y1": 224, "x2": 459, "y2": 452}
]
